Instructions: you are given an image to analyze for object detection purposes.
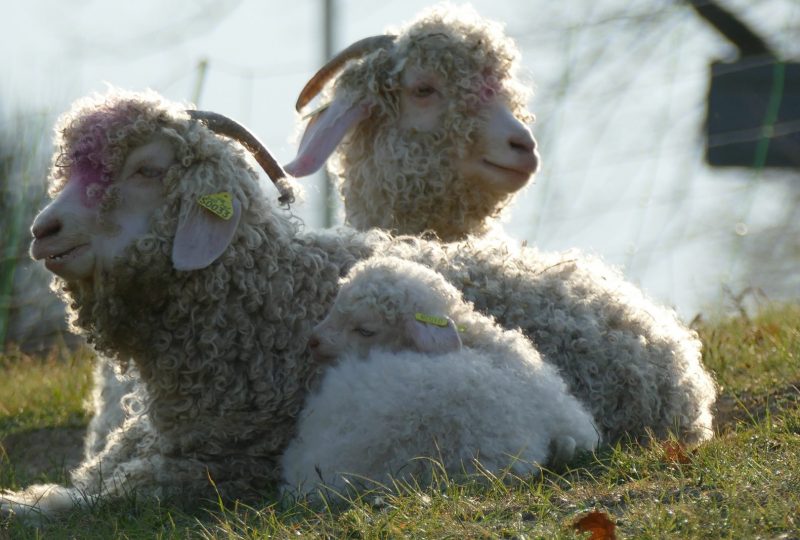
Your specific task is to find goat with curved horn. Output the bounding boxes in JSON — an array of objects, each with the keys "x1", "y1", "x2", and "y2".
[
  {"x1": 285, "y1": 6, "x2": 540, "y2": 241},
  {"x1": 187, "y1": 109, "x2": 295, "y2": 204},
  {"x1": 295, "y1": 35, "x2": 397, "y2": 112}
]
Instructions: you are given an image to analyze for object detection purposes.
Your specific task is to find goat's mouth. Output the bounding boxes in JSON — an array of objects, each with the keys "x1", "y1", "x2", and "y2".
[
  {"x1": 309, "y1": 348, "x2": 337, "y2": 364},
  {"x1": 35, "y1": 243, "x2": 90, "y2": 272},
  {"x1": 481, "y1": 159, "x2": 535, "y2": 190}
]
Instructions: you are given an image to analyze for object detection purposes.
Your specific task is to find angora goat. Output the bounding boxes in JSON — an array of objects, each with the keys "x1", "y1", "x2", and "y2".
[
  {"x1": 2, "y1": 89, "x2": 371, "y2": 518},
  {"x1": 3, "y1": 89, "x2": 712, "y2": 519},
  {"x1": 285, "y1": 4, "x2": 539, "y2": 240},
  {"x1": 281, "y1": 257, "x2": 598, "y2": 497}
]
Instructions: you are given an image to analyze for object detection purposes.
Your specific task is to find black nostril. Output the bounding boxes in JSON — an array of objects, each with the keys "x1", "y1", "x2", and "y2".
[
  {"x1": 32, "y1": 217, "x2": 62, "y2": 240},
  {"x1": 509, "y1": 131, "x2": 535, "y2": 154},
  {"x1": 308, "y1": 336, "x2": 320, "y2": 349}
]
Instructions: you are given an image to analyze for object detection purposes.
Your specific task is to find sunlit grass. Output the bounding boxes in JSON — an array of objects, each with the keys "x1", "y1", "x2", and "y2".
[
  {"x1": 1, "y1": 305, "x2": 799, "y2": 538},
  {"x1": 698, "y1": 303, "x2": 800, "y2": 394},
  {"x1": 0, "y1": 345, "x2": 94, "y2": 435}
]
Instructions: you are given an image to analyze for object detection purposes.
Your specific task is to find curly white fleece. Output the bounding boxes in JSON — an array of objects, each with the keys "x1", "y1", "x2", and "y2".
[
  {"x1": 3, "y1": 89, "x2": 714, "y2": 519},
  {"x1": 281, "y1": 257, "x2": 599, "y2": 497}
]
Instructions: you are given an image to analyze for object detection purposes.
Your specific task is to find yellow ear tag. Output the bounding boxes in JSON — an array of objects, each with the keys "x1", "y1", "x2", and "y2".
[
  {"x1": 197, "y1": 192, "x2": 234, "y2": 220},
  {"x1": 415, "y1": 312, "x2": 450, "y2": 327},
  {"x1": 414, "y1": 312, "x2": 466, "y2": 333}
]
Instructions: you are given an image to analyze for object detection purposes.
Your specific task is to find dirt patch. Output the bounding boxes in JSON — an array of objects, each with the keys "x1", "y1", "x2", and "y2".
[
  {"x1": 713, "y1": 381, "x2": 800, "y2": 433},
  {"x1": 1, "y1": 427, "x2": 85, "y2": 481}
]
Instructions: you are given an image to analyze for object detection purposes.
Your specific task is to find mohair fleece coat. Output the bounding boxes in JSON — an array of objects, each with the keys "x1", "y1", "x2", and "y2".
[
  {"x1": 4, "y1": 89, "x2": 713, "y2": 517},
  {"x1": 281, "y1": 257, "x2": 599, "y2": 496}
]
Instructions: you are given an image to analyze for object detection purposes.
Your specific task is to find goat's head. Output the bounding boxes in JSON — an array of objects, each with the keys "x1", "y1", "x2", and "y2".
[
  {"x1": 309, "y1": 257, "x2": 463, "y2": 362},
  {"x1": 29, "y1": 89, "x2": 290, "y2": 286},
  {"x1": 286, "y1": 5, "x2": 539, "y2": 237}
]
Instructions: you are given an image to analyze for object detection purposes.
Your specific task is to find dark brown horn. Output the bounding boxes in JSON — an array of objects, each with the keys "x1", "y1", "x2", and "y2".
[
  {"x1": 187, "y1": 110, "x2": 294, "y2": 205},
  {"x1": 295, "y1": 34, "x2": 397, "y2": 112}
]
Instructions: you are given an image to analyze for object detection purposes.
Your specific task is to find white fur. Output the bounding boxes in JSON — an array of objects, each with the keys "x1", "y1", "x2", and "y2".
[
  {"x1": 3, "y1": 89, "x2": 715, "y2": 520},
  {"x1": 282, "y1": 257, "x2": 599, "y2": 497},
  {"x1": 282, "y1": 350, "x2": 598, "y2": 498}
]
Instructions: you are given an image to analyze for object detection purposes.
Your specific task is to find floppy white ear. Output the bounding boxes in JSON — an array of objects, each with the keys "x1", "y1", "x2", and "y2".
[
  {"x1": 283, "y1": 97, "x2": 371, "y2": 177},
  {"x1": 404, "y1": 316, "x2": 463, "y2": 354},
  {"x1": 172, "y1": 194, "x2": 242, "y2": 271}
]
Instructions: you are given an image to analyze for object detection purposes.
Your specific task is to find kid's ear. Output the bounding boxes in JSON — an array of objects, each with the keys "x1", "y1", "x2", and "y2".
[
  {"x1": 404, "y1": 316, "x2": 462, "y2": 354},
  {"x1": 283, "y1": 97, "x2": 371, "y2": 177},
  {"x1": 172, "y1": 194, "x2": 241, "y2": 271}
]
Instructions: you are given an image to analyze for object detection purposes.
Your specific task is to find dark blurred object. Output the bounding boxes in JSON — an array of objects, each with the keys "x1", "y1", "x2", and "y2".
[
  {"x1": 706, "y1": 58, "x2": 800, "y2": 168},
  {"x1": 687, "y1": 0, "x2": 800, "y2": 168},
  {"x1": 686, "y1": 0, "x2": 774, "y2": 57}
]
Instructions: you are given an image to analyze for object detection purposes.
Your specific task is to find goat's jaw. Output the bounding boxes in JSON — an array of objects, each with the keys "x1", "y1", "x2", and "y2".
[
  {"x1": 309, "y1": 347, "x2": 337, "y2": 364},
  {"x1": 44, "y1": 244, "x2": 91, "y2": 276},
  {"x1": 456, "y1": 154, "x2": 536, "y2": 196},
  {"x1": 31, "y1": 240, "x2": 94, "y2": 280},
  {"x1": 478, "y1": 158, "x2": 537, "y2": 192}
]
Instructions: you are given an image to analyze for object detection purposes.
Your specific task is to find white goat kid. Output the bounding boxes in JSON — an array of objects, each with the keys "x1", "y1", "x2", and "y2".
[
  {"x1": 281, "y1": 257, "x2": 599, "y2": 497},
  {"x1": 286, "y1": 4, "x2": 539, "y2": 240}
]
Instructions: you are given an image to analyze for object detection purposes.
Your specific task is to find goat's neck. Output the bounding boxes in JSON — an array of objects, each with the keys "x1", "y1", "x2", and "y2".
[{"x1": 87, "y1": 223, "x2": 373, "y2": 455}]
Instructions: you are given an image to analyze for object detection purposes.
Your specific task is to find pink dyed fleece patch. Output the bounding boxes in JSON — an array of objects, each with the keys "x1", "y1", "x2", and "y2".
[
  {"x1": 478, "y1": 70, "x2": 501, "y2": 103},
  {"x1": 65, "y1": 105, "x2": 131, "y2": 207},
  {"x1": 71, "y1": 156, "x2": 107, "y2": 207}
]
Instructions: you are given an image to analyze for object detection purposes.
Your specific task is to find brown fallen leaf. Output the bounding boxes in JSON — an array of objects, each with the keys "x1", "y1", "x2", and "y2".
[
  {"x1": 573, "y1": 510, "x2": 617, "y2": 539},
  {"x1": 662, "y1": 440, "x2": 693, "y2": 464}
]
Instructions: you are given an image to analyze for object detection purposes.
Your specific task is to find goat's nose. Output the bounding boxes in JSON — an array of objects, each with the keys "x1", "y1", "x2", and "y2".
[
  {"x1": 509, "y1": 129, "x2": 536, "y2": 154},
  {"x1": 32, "y1": 216, "x2": 63, "y2": 240},
  {"x1": 308, "y1": 335, "x2": 320, "y2": 349}
]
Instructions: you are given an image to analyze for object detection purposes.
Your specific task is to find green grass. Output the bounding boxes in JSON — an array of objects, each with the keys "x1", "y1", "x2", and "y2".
[
  {"x1": 0, "y1": 345, "x2": 94, "y2": 434},
  {"x1": 1, "y1": 305, "x2": 799, "y2": 539}
]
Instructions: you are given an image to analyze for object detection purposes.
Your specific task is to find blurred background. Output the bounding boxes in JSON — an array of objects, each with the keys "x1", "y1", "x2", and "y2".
[{"x1": 1, "y1": 0, "x2": 798, "y2": 351}]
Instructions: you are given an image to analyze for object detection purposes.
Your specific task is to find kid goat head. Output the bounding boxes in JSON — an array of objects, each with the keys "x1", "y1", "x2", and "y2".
[{"x1": 309, "y1": 256, "x2": 465, "y2": 361}]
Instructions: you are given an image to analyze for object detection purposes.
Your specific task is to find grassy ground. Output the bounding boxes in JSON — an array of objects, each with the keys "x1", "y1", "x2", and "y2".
[{"x1": 1, "y1": 306, "x2": 798, "y2": 539}]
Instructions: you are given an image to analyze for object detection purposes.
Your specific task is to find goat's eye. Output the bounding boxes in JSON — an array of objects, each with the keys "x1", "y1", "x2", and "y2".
[
  {"x1": 355, "y1": 328, "x2": 375, "y2": 337},
  {"x1": 137, "y1": 165, "x2": 165, "y2": 178},
  {"x1": 412, "y1": 84, "x2": 437, "y2": 98}
]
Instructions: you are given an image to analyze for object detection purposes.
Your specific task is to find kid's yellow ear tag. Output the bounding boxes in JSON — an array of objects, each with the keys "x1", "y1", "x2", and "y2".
[
  {"x1": 197, "y1": 192, "x2": 234, "y2": 220},
  {"x1": 415, "y1": 312, "x2": 466, "y2": 333},
  {"x1": 415, "y1": 312, "x2": 449, "y2": 327}
]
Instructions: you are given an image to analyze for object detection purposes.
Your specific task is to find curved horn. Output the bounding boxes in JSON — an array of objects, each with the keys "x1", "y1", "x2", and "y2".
[
  {"x1": 187, "y1": 110, "x2": 294, "y2": 205},
  {"x1": 295, "y1": 34, "x2": 397, "y2": 112}
]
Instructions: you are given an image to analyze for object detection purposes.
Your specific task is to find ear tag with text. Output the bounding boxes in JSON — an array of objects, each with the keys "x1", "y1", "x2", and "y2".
[{"x1": 197, "y1": 192, "x2": 234, "y2": 220}]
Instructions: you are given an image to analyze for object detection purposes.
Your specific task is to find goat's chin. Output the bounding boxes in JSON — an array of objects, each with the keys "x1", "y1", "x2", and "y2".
[
  {"x1": 310, "y1": 348, "x2": 338, "y2": 364},
  {"x1": 43, "y1": 245, "x2": 94, "y2": 282},
  {"x1": 468, "y1": 159, "x2": 533, "y2": 194}
]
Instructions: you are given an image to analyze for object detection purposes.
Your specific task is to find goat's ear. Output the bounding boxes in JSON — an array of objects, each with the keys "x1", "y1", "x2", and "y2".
[
  {"x1": 172, "y1": 194, "x2": 242, "y2": 271},
  {"x1": 283, "y1": 97, "x2": 370, "y2": 177},
  {"x1": 404, "y1": 315, "x2": 463, "y2": 354}
]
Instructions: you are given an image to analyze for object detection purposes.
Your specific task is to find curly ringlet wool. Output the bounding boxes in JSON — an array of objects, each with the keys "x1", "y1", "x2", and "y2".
[
  {"x1": 361, "y1": 238, "x2": 718, "y2": 446},
  {"x1": 327, "y1": 255, "x2": 515, "y2": 350},
  {"x1": 282, "y1": 256, "x2": 599, "y2": 496},
  {"x1": 326, "y1": 4, "x2": 532, "y2": 239},
  {"x1": 10, "y1": 88, "x2": 715, "y2": 515},
  {"x1": 49, "y1": 89, "x2": 379, "y2": 498}
]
